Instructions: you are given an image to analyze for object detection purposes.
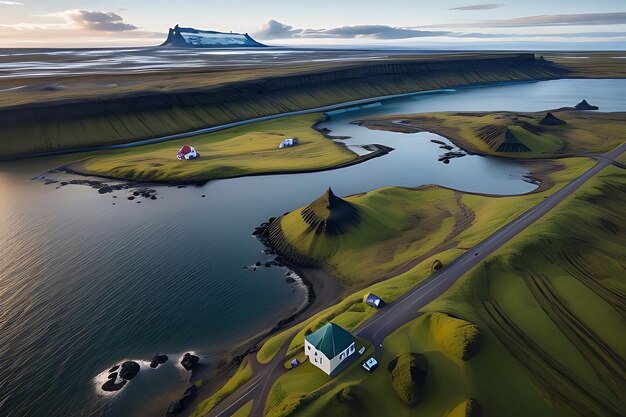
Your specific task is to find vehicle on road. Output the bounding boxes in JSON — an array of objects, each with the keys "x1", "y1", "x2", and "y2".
[
  {"x1": 358, "y1": 346, "x2": 366, "y2": 355},
  {"x1": 362, "y1": 357, "x2": 378, "y2": 372}
]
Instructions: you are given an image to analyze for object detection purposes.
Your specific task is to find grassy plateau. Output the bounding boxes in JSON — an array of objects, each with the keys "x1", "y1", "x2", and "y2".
[{"x1": 66, "y1": 114, "x2": 358, "y2": 182}]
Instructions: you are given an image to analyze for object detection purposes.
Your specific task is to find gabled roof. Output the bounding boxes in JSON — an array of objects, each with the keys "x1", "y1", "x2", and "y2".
[{"x1": 305, "y1": 323, "x2": 354, "y2": 359}]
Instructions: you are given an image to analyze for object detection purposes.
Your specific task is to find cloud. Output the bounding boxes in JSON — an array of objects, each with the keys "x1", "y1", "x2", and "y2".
[
  {"x1": 425, "y1": 12, "x2": 626, "y2": 28},
  {"x1": 1, "y1": 23, "x2": 68, "y2": 30},
  {"x1": 254, "y1": 20, "x2": 450, "y2": 40},
  {"x1": 254, "y1": 20, "x2": 301, "y2": 39},
  {"x1": 455, "y1": 31, "x2": 626, "y2": 38},
  {"x1": 50, "y1": 10, "x2": 138, "y2": 32},
  {"x1": 482, "y1": 12, "x2": 626, "y2": 27},
  {"x1": 450, "y1": 4, "x2": 504, "y2": 10},
  {"x1": 0, "y1": 1, "x2": 24, "y2": 4}
]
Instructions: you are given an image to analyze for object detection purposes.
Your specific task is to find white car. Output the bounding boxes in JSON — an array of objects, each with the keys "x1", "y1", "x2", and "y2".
[{"x1": 362, "y1": 357, "x2": 378, "y2": 372}]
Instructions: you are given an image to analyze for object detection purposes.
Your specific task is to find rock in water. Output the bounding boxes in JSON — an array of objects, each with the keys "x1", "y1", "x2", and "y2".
[
  {"x1": 101, "y1": 378, "x2": 127, "y2": 392},
  {"x1": 119, "y1": 361, "x2": 140, "y2": 380},
  {"x1": 150, "y1": 354, "x2": 169, "y2": 368},
  {"x1": 539, "y1": 112, "x2": 567, "y2": 126},
  {"x1": 575, "y1": 99, "x2": 599, "y2": 110},
  {"x1": 180, "y1": 353, "x2": 199, "y2": 371},
  {"x1": 166, "y1": 385, "x2": 197, "y2": 416}
]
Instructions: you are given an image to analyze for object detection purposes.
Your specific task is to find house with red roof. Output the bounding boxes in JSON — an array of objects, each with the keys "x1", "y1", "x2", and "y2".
[{"x1": 177, "y1": 145, "x2": 198, "y2": 160}]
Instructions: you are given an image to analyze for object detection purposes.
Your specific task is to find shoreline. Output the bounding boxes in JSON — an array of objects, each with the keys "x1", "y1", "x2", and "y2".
[
  {"x1": 353, "y1": 117, "x2": 602, "y2": 194},
  {"x1": 167, "y1": 236, "x2": 343, "y2": 417},
  {"x1": 57, "y1": 143, "x2": 394, "y2": 187}
]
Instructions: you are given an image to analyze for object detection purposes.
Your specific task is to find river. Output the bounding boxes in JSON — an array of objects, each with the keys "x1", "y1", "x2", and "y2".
[{"x1": 0, "y1": 78, "x2": 624, "y2": 417}]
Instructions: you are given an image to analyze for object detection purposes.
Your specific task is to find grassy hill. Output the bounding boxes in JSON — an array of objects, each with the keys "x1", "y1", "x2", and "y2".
[
  {"x1": 380, "y1": 165, "x2": 626, "y2": 417},
  {"x1": 361, "y1": 110, "x2": 626, "y2": 158},
  {"x1": 263, "y1": 163, "x2": 625, "y2": 417},
  {"x1": 266, "y1": 185, "x2": 463, "y2": 288}
]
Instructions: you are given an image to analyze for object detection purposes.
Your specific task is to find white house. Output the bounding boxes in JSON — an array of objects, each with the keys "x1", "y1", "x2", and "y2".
[
  {"x1": 278, "y1": 138, "x2": 299, "y2": 149},
  {"x1": 304, "y1": 323, "x2": 355, "y2": 375}
]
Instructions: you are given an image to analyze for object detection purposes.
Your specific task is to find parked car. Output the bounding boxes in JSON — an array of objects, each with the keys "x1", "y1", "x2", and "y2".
[
  {"x1": 362, "y1": 357, "x2": 378, "y2": 372},
  {"x1": 358, "y1": 346, "x2": 366, "y2": 355}
]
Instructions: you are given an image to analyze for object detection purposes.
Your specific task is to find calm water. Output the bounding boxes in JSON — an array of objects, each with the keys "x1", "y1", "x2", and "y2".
[{"x1": 0, "y1": 79, "x2": 625, "y2": 417}]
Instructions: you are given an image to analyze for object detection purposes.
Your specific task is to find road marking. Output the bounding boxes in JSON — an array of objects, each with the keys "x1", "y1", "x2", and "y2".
[{"x1": 211, "y1": 379, "x2": 261, "y2": 417}]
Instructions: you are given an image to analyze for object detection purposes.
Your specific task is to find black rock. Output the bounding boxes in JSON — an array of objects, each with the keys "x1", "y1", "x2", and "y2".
[
  {"x1": 150, "y1": 354, "x2": 168, "y2": 368},
  {"x1": 112, "y1": 195, "x2": 117, "y2": 198},
  {"x1": 150, "y1": 195, "x2": 157, "y2": 200},
  {"x1": 286, "y1": 277, "x2": 296, "y2": 283},
  {"x1": 101, "y1": 378, "x2": 127, "y2": 392},
  {"x1": 119, "y1": 361, "x2": 140, "y2": 380},
  {"x1": 108, "y1": 372, "x2": 118, "y2": 380},
  {"x1": 166, "y1": 385, "x2": 197, "y2": 416},
  {"x1": 575, "y1": 99, "x2": 599, "y2": 110},
  {"x1": 128, "y1": 196, "x2": 135, "y2": 200},
  {"x1": 108, "y1": 365, "x2": 119, "y2": 372},
  {"x1": 180, "y1": 353, "x2": 200, "y2": 371},
  {"x1": 255, "y1": 261, "x2": 262, "y2": 267},
  {"x1": 202, "y1": 195, "x2": 206, "y2": 198}
]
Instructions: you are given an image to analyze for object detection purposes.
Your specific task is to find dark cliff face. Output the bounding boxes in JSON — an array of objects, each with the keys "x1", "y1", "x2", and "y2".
[
  {"x1": 0, "y1": 54, "x2": 569, "y2": 158},
  {"x1": 161, "y1": 25, "x2": 266, "y2": 48},
  {"x1": 0, "y1": 54, "x2": 563, "y2": 125}
]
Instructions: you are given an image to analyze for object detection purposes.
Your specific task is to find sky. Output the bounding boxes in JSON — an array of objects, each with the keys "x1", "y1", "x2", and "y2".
[{"x1": 0, "y1": 0, "x2": 625, "y2": 49}]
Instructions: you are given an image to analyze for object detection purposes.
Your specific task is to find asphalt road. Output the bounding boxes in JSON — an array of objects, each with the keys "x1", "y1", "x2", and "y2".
[{"x1": 206, "y1": 143, "x2": 625, "y2": 417}]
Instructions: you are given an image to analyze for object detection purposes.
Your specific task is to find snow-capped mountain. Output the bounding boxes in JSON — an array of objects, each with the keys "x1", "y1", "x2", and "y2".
[{"x1": 162, "y1": 25, "x2": 266, "y2": 48}]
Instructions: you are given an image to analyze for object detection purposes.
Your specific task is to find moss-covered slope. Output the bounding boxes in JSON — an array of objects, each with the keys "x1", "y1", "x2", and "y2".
[
  {"x1": 0, "y1": 54, "x2": 564, "y2": 159},
  {"x1": 362, "y1": 110, "x2": 626, "y2": 158}
]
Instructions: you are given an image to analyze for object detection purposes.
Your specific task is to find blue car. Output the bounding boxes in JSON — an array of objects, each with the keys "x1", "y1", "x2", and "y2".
[{"x1": 362, "y1": 357, "x2": 378, "y2": 372}]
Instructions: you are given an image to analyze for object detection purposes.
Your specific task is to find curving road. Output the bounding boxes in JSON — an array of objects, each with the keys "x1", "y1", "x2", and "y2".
[{"x1": 205, "y1": 144, "x2": 625, "y2": 417}]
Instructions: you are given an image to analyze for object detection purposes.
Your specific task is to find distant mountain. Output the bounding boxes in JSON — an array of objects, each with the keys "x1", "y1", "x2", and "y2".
[{"x1": 161, "y1": 24, "x2": 266, "y2": 48}]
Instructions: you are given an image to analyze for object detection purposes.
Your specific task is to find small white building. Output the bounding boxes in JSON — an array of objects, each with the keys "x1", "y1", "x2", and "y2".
[
  {"x1": 278, "y1": 138, "x2": 299, "y2": 149},
  {"x1": 304, "y1": 323, "x2": 355, "y2": 375}
]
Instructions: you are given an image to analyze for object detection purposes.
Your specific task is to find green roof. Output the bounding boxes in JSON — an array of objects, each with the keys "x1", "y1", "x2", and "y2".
[{"x1": 305, "y1": 323, "x2": 355, "y2": 358}]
